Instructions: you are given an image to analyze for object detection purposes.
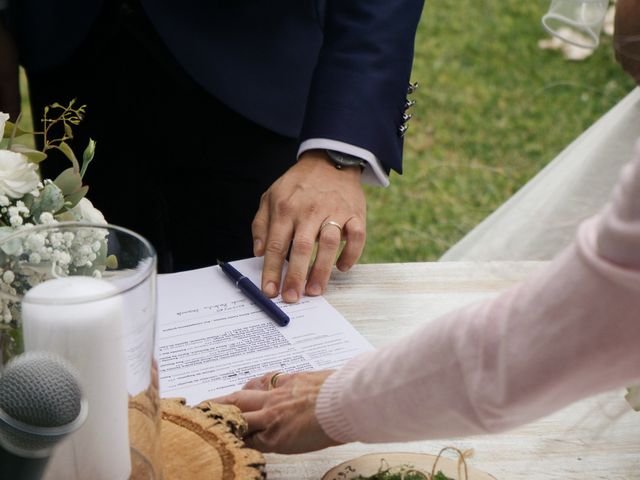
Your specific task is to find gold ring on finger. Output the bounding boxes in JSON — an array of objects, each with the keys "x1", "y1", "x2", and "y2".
[
  {"x1": 269, "y1": 372, "x2": 285, "y2": 390},
  {"x1": 320, "y1": 220, "x2": 342, "y2": 234}
]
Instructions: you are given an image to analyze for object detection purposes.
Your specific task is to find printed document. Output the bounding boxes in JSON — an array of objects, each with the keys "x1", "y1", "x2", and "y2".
[{"x1": 157, "y1": 257, "x2": 373, "y2": 404}]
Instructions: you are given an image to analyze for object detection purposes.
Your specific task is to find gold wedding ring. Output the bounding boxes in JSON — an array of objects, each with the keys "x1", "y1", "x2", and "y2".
[
  {"x1": 269, "y1": 372, "x2": 285, "y2": 390},
  {"x1": 320, "y1": 220, "x2": 343, "y2": 234}
]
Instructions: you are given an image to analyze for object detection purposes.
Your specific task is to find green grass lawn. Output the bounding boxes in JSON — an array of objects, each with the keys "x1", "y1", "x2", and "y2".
[
  {"x1": 361, "y1": 0, "x2": 635, "y2": 263},
  {"x1": 18, "y1": 1, "x2": 635, "y2": 264}
]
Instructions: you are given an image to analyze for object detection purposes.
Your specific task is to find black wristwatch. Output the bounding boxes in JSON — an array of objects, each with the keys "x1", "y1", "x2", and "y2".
[{"x1": 325, "y1": 149, "x2": 367, "y2": 171}]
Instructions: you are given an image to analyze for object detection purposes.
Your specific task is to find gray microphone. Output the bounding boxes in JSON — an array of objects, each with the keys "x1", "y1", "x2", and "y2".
[{"x1": 0, "y1": 352, "x2": 88, "y2": 480}]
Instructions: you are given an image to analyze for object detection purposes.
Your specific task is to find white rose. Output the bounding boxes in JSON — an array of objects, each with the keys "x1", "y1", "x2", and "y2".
[
  {"x1": 0, "y1": 150, "x2": 40, "y2": 199},
  {"x1": 0, "y1": 112, "x2": 9, "y2": 143},
  {"x1": 69, "y1": 198, "x2": 107, "y2": 224}
]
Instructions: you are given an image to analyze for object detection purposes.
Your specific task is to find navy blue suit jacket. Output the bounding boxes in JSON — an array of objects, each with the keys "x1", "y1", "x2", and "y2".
[{"x1": 10, "y1": 0, "x2": 424, "y2": 175}]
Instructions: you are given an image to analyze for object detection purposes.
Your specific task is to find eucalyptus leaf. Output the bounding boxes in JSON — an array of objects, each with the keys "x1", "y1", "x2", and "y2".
[
  {"x1": 64, "y1": 185, "x2": 89, "y2": 209},
  {"x1": 31, "y1": 183, "x2": 65, "y2": 219},
  {"x1": 63, "y1": 123, "x2": 73, "y2": 139},
  {"x1": 55, "y1": 141, "x2": 80, "y2": 172},
  {"x1": 21, "y1": 193, "x2": 35, "y2": 210},
  {"x1": 9, "y1": 144, "x2": 48, "y2": 163},
  {"x1": 2, "y1": 121, "x2": 29, "y2": 139},
  {"x1": 54, "y1": 168, "x2": 83, "y2": 196},
  {"x1": 0, "y1": 227, "x2": 22, "y2": 256}
]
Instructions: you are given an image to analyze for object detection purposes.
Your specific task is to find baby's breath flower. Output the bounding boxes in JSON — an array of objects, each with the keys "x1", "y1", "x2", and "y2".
[
  {"x1": 28, "y1": 252, "x2": 42, "y2": 264},
  {"x1": 9, "y1": 216, "x2": 23, "y2": 227},
  {"x1": 49, "y1": 231, "x2": 63, "y2": 248},
  {"x1": 2, "y1": 271, "x2": 14, "y2": 285},
  {"x1": 63, "y1": 232, "x2": 75, "y2": 245},
  {"x1": 25, "y1": 232, "x2": 45, "y2": 251},
  {"x1": 52, "y1": 250, "x2": 71, "y2": 266},
  {"x1": 39, "y1": 212, "x2": 55, "y2": 224},
  {"x1": 15, "y1": 201, "x2": 29, "y2": 215},
  {"x1": 0, "y1": 195, "x2": 9, "y2": 207}
]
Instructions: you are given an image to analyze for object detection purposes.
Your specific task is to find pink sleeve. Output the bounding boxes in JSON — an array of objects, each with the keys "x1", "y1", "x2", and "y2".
[{"x1": 316, "y1": 140, "x2": 640, "y2": 444}]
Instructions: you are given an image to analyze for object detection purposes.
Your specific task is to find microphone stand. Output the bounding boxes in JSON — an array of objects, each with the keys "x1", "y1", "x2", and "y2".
[{"x1": 0, "y1": 447, "x2": 49, "y2": 480}]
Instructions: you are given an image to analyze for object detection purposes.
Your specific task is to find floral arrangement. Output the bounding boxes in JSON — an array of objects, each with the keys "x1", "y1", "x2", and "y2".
[{"x1": 0, "y1": 101, "x2": 110, "y2": 361}]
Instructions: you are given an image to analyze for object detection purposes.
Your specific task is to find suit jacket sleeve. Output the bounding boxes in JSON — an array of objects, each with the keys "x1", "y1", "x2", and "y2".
[{"x1": 300, "y1": 0, "x2": 425, "y2": 175}]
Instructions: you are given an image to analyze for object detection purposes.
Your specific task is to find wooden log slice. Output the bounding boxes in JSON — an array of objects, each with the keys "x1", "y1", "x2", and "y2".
[
  {"x1": 129, "y1": 393, "x2": 265, "y2": 480},
  {"x1": 161, "y1": 398, "x2": 266, "y2": 480}
]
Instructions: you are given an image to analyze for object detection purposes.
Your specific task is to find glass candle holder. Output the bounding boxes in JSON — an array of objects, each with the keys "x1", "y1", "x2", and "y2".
[{"x1": 0, "y1": 222, "x2": 161, "y2": 480}]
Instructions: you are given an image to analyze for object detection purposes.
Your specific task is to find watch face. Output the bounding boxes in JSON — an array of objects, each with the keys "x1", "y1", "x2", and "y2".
[{"x1": 326, "y1": 150, "x2": 366, "y2": 168}]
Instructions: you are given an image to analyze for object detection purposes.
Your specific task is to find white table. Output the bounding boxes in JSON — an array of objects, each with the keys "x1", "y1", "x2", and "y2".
[{"x1": 265, "y1": 261, "x2": 640, "y2": 479}]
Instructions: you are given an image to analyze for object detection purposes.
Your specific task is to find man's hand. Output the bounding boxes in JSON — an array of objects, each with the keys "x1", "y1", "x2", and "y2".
[
  {"x1": 614, "y1": 0, "x2": 640, "y2": 84},
  {"x1": 252, "y1": 149, "x2": 366, "y2": 303},
  {"x1": 0, "y1": 21, "x2": 20, "y2": 120},
  {"x1": 212, "y1": 370, "x2": 339, "y2": 454}
]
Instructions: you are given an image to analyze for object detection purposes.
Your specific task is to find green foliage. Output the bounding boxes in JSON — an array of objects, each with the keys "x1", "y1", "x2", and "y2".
[
  {"x1": 29, "y1": 183, "x2": 65, "y2": 219},
  {"x1": 352, "y1": 469, "x2": 451, "y2": 479},
  {"x1": 6, "y1": 98, "x2": 96, "y2": 212},
  {"x1": 360, "y1": 0, "x2": 635, "y2": 263}
]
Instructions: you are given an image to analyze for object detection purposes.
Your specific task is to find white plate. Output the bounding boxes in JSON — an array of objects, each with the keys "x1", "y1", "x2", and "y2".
[{"x1": 322, "y1": 452, "x2": 497, "y2": 480}]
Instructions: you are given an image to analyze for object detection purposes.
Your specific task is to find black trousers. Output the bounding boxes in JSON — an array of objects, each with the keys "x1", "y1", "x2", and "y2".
[{"x1": 27, "y1": 1, "x2": 298, "y2": 273}]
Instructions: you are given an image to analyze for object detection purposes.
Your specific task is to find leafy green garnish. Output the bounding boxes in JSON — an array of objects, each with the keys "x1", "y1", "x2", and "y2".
[{"x1": 352, "y1": 470, "x2": 452, "y2": 480}]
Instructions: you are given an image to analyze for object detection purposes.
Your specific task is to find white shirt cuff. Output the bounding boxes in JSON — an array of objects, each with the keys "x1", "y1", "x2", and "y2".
[{"x1": 298, "y1": 139, "x2": 390, "y2": 187}]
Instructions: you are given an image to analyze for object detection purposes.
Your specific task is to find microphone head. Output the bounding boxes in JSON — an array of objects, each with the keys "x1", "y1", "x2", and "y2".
[{"x1": 0, "y1": 352, "x2": 87, "y2": 457}]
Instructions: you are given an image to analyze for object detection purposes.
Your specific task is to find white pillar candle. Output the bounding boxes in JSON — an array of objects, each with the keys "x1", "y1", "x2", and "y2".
[{"x1": 22, "y1": 277, "x2": 131, "y2": 480}]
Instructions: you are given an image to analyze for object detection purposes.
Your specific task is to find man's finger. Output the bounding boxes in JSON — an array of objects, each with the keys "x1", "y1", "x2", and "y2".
[
  {"x1": 261, "y1": 218, "x2": 294, "y2": 297},
  {"x1": 337, "y1": 216, "x2": 366, "y2": 272},
  {"x1": 306, "y1": 220, "x2": 343, "y2": 296},
  {"x1": 251, "y1": 194, "x2": 271, "y2": 257},
  {"x1": 282, "y1": 223, "x2": 319, "y2": 303}
]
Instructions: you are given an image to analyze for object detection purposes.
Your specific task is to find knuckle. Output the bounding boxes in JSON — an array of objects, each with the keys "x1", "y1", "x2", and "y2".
[
  {"x1": 312, "y1": 264, "x2": 331, "y2": 280},
  {"x1": 319, "y1": 234, "x2": 341, "y2": 250},
  {"x1": 304, "y1": 203, "x2": 319, "y2": 216},
  {"x1": 224, "y1": 392, "x2": 240, "y2": 406},
  {"x1": 274, "y1": 198, "x2": 293, "y2": 217},
  {"x1": 292, "y1": 236, "x2": 315, "y2": 255},
  {"x1": 349, "y1": 223, "x2": 366, "y2": 243},
  {"x1": 265, "y1": 240, "x2": 288, "y2": 257},
  {"x1": 251, "y1": 216, "x2": 267, "y2": 231},
  {"x1": 285, "y1": 269, "x2": 306, "y2": 284}
]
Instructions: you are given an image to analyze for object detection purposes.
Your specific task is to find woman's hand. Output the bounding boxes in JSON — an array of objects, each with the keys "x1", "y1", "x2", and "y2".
[{"x1": 212, "y1": 370, "x2": 341, "y2": 454}]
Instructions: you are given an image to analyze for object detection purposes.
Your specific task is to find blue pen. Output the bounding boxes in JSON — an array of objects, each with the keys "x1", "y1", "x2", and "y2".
[{"x1": 217, "y1": 260, "x2": 290, "y2": 327}]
